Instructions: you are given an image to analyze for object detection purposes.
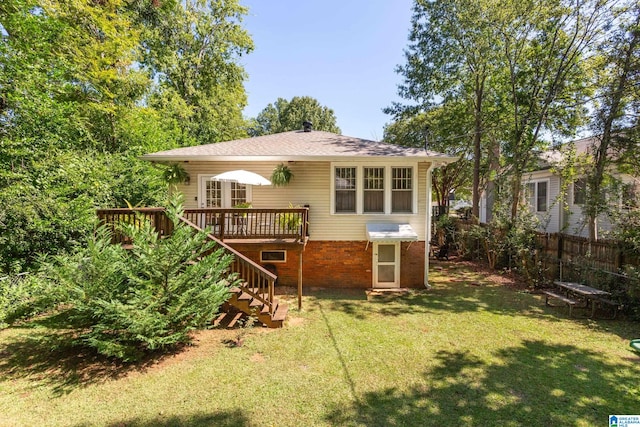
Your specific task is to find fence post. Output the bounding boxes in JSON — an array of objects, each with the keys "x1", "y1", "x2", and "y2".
[{"x1": 557, "y1": 233, "x2": 563, "y2": 261}]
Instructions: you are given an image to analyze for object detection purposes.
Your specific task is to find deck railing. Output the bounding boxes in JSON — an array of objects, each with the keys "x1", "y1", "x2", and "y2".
[
  {"x1": 182, "y1": 208, "x2": 309, "y2": 242},
  {"x1": 97, "y1": 207, "x2": 309, "y2": 243},
  {"x1": 96, "y1": 207, "x2": 279, "y2": 316}
]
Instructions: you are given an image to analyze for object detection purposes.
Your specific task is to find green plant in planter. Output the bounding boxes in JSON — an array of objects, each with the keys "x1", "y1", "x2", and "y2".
[
  {"x1": 277, "y1": 203, "x2": 303, "y2": 231},
  {"x1": 162, "y1": 163, "x2": 190, "y2": 185},
  {"x1": 233, "y1": 202, "x2": 252, "y2": 209},
  {"x1": 271, "y1": 163, "x2": 294, "y2": 187}
]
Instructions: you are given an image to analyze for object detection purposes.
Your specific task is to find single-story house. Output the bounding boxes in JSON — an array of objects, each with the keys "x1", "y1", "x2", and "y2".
[
  {"x1": 480, "y1": 136, "x2": 638, "y2": 238},
  {"x1": 141, "y1": 127, "x2": 455, "y2": 289}
]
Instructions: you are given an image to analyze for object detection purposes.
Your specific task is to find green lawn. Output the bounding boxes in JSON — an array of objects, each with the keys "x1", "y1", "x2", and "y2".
[{"x1": 1, "y1": 261, "x2": 639, "y2": 427}]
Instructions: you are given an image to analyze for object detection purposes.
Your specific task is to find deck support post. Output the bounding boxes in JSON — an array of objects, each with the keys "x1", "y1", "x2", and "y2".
[
  {"x1": 424, "y1": 163, "x2": 435, "y2": 288},
  {"x1": 298, "y1": 250, "x2": 303, "y2": 310}
]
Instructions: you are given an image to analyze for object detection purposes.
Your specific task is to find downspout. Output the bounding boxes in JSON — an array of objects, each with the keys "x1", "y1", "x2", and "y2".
[{"x1": 424, "y1": 162, "x2": 436, "y2": 288}]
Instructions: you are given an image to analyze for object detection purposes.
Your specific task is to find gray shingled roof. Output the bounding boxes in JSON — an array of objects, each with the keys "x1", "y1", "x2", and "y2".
[{"x1": 141, "y1": 130, "x2": 456, "y2": 162}]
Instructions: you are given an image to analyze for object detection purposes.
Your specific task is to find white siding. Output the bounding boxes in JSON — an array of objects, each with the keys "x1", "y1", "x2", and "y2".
[
  {"x1": 564, "y1": 175, "x2": 638, "y2": 238},
  {"x1": 175, "y1": 160, "x2": 431, "y2": 241},
  {"x1": 522, "y1": 171, "x2": 562, "y2": 233}
]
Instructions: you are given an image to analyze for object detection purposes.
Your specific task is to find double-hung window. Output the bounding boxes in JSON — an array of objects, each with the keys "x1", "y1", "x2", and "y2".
[
  {"x1": 525, "y1": 181, "x2": 548, "y2": 212},
  {"x1": 335, "y1": 167, "x2": 357, "y2": 213},
  {"x1": 573, "y1": 178, "x2": 586, "y2": 205},
  {"x1": 392, "y1": 167, "x2": 413, "y2": 213},
  {"x1": 363, "y1": 167, "x2": 385, "y2": 213},
  {"x1": 333, "y1": 165, "x2": 415, "y2": 214}
]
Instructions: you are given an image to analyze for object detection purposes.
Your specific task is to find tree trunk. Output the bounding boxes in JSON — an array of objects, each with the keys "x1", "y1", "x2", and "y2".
[
  {"x1": 471, "y1": 76, "x2": 485, "y2": 221},
  {"x1": 588, "y1": 17, "x2": 639, "y2": 240}
]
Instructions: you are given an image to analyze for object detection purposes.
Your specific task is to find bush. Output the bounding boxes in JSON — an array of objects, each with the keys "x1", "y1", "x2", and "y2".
[
  {"x1": 9, "y1": 196, "x2": 237, "y2": 361},
  {"x1": 0, "y1": 271, "x2": 67, "y2": 328}
]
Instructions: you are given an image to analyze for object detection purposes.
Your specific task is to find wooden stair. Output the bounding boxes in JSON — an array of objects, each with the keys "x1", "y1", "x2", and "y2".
[{"x1": 226, "y1": 286, "x2": 288, "y2": 328}]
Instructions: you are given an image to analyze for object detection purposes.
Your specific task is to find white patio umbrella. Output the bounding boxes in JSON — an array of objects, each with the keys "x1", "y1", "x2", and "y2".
[{"x1": 211, "y1": 170, "x2": 271, "y2": 186}]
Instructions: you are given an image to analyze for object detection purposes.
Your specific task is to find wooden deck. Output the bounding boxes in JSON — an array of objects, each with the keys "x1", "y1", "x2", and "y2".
[{"x1": 95, "y1": 207, "x2": 309, "y2": 327}]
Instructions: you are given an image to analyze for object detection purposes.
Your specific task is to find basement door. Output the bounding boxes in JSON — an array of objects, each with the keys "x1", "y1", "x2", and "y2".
[{"x1": 373, "y1": 242, "x2": 400, "y2": 288}]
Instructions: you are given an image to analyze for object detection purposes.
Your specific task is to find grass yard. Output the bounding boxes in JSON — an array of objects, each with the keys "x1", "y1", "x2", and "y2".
[{"x1": 1, "y1": 260, "x2": 639, "y2": 427}]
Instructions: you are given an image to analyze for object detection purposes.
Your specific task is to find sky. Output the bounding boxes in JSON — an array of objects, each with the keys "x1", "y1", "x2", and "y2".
[{"x1": 239, "y1": 1, "x2": 414, "y2": 141}]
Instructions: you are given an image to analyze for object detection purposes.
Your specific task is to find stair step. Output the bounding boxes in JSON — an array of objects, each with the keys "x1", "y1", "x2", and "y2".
[
  {"x1": 213, "y1": 310, "x2": 247, "y2": 328},
  {"x1": 272, "y1": 303, "x2": 289, "y2": 322},
  {"x1": 213, "y1": 312, "x2": 226, "y2": 327},
  {"x1": 227, "y1": 311, "x2": 244, "y2": 328}
]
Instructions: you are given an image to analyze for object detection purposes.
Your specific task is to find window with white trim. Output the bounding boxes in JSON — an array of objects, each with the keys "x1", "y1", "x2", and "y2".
[
  {"x1": 525, "y1": 181, "x2": 548, "y2": 212},
  {"x1": 335, "y1": 167, "x2": 357, "y2": 213},
  {"x1": 199, "y1": 175, "x2": 252, "y2": 208},
  {"x1": 332, "y1": 165, "x2": 416, "y2": 214},
  {"x1": 204, "y1": 180, "x2": 222, "y2": 207},
  {"x1": 363, "y1": 167, "x2": 385, "y2": 213},
  {"x1": 573, "y1": 178, "x2": 586, "y2": 205},
  {"x1": 391, "y1": 167, "x2": 413, "y2": 213},
  {"x1": 260, "y1": 250, "x2": 286, "y2": 263},
  {"x1": 230, "y1": 183, "x2": 247, "y2": 207}
]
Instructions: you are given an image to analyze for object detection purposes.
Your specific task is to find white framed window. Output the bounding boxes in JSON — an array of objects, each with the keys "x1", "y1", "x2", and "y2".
[
  {"x1": 335, "y1": 167, "x2": 357, "y2": 213},
  {"x1": 573, "y1": 178, "x2": 586, "y2": 205},
  {"x1": 363, "y1": 167, "x2": 385, "y2": 213},
  {"x1": 198, "y1": 175, "x2": 252, "y2": 208},
  {"x1": 391, "y1": 167, "x2": 413, "y2": 213},
  {"x1": 204, "y1": 180, "x2": 222, "y2": 208},
  {"x1": 230, "y1": 182, "x2": 247, "y2": 207},
  {"x1": 260, "y1": 250, "x2": 286, "y2": 263},
  {"x1": 524, "y1": 180, "x2": 548, "y2": 212},
  {"x1": 331, "y1": 164, "x2": 416, "y2": 215},
  {"x1": 622, "y1": 182, "x2": 638, "y2": 209}
]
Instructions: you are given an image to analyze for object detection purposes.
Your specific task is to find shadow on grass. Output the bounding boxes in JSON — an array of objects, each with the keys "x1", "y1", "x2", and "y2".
[
  {"x1": 318, "y1": 260, "x2": 638, "y2": 339},
  {"x1": 0, "y1": 312, "x2": 176, "y2": 395},
  {"x1": 74, "y1": 409, "x2": 249, "y2": 427},
  {"x1": 325, "y1": 340, "x2": 640, "y2": 426}
]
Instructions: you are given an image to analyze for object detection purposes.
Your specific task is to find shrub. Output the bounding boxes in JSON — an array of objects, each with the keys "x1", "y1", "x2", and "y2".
[
  {"x1": 0, "y1": 271, "x2": 66, "y2": 328},
  {"x1": 27, "y1": 196, "x2": 237, "y2": 361}
]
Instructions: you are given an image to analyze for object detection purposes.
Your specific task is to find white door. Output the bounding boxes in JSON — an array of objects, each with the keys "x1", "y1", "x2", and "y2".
[
  {"x1": 197, "y1": 176, "x2": 252, "y2": 230},
  {"x1": 373, "y1": 242, "x2": 400, "y2": 288},
  {"x1": 198, "y1": 176, "x2": 251, "y2": 208}
]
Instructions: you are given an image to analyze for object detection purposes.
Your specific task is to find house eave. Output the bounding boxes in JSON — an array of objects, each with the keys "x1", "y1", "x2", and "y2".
[{"x1": 140, "y1": 154, "x2": 458, "y2": 163}]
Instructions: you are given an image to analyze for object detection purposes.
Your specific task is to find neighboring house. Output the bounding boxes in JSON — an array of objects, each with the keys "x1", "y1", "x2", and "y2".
[
  {"x1": 141, "y1": 128, "x2": 455, "y2": 289},
  {"x1": 479, "y1": 136, "x2": 639, "y2": 238}
]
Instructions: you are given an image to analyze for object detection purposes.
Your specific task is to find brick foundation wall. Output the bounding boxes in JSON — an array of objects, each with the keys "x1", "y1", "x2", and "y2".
[
  {"x1": 400, "y1": 241, "x2": 426, "y2": 287},
  {"x1": 229, "y1": 240, "x2": 426, "y2": 289},
  {"x1": 302, "y1": 241, "x2": 373, "y2": 288}
]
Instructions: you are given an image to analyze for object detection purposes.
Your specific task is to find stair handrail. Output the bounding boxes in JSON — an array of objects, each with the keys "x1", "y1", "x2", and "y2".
[{"x1": 177, "y1": 215, "x2": 277, "y2": 315}]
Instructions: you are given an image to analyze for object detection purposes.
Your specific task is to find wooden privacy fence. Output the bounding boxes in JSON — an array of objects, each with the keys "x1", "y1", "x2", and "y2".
[{"x1": 535, "y1": 233, "x2": 639, "y2": 275}]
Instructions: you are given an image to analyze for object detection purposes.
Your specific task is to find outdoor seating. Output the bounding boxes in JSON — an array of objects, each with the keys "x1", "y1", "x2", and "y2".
[{"x1": 543, "y1": 280, "x2": 621, "y2": 319}]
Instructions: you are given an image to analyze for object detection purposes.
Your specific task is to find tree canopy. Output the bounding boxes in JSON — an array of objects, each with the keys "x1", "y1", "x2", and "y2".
[
  {"x1": 389, "y1": 0, "x2": 622, "y2": 223},
  {"x1": 249, "y1": 96, "x2": 341, "y2": 136},
  {"x1": 0, "y1": 0, "x2": 253, "y2": 273}
]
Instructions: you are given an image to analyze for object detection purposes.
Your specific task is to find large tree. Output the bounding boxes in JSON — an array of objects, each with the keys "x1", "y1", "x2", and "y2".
[
  {"x1": 584, "y1": 3, "x2": 640, "y2": 239},
  {"x1": 391, "y1": 0, "x2": 605, "y2": 223},
  {"x1": 250, "y1": 96, "x2": 341, "y2": 136},
  {"x1": 0, "y1": 0, "x2": 254, "y2": 272},
  {"x1": 138, "y1": 0, "x2": 254, "y2": 145},
  {"x1": 388, "y1": 0, "x2": 501, "y2": 220},
  {"x1": 496, "y1": 0, "x2": 605, "y2": 220},
  {"x1": 384, "y1": 103, "x2": 472, "y2": 211}
]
